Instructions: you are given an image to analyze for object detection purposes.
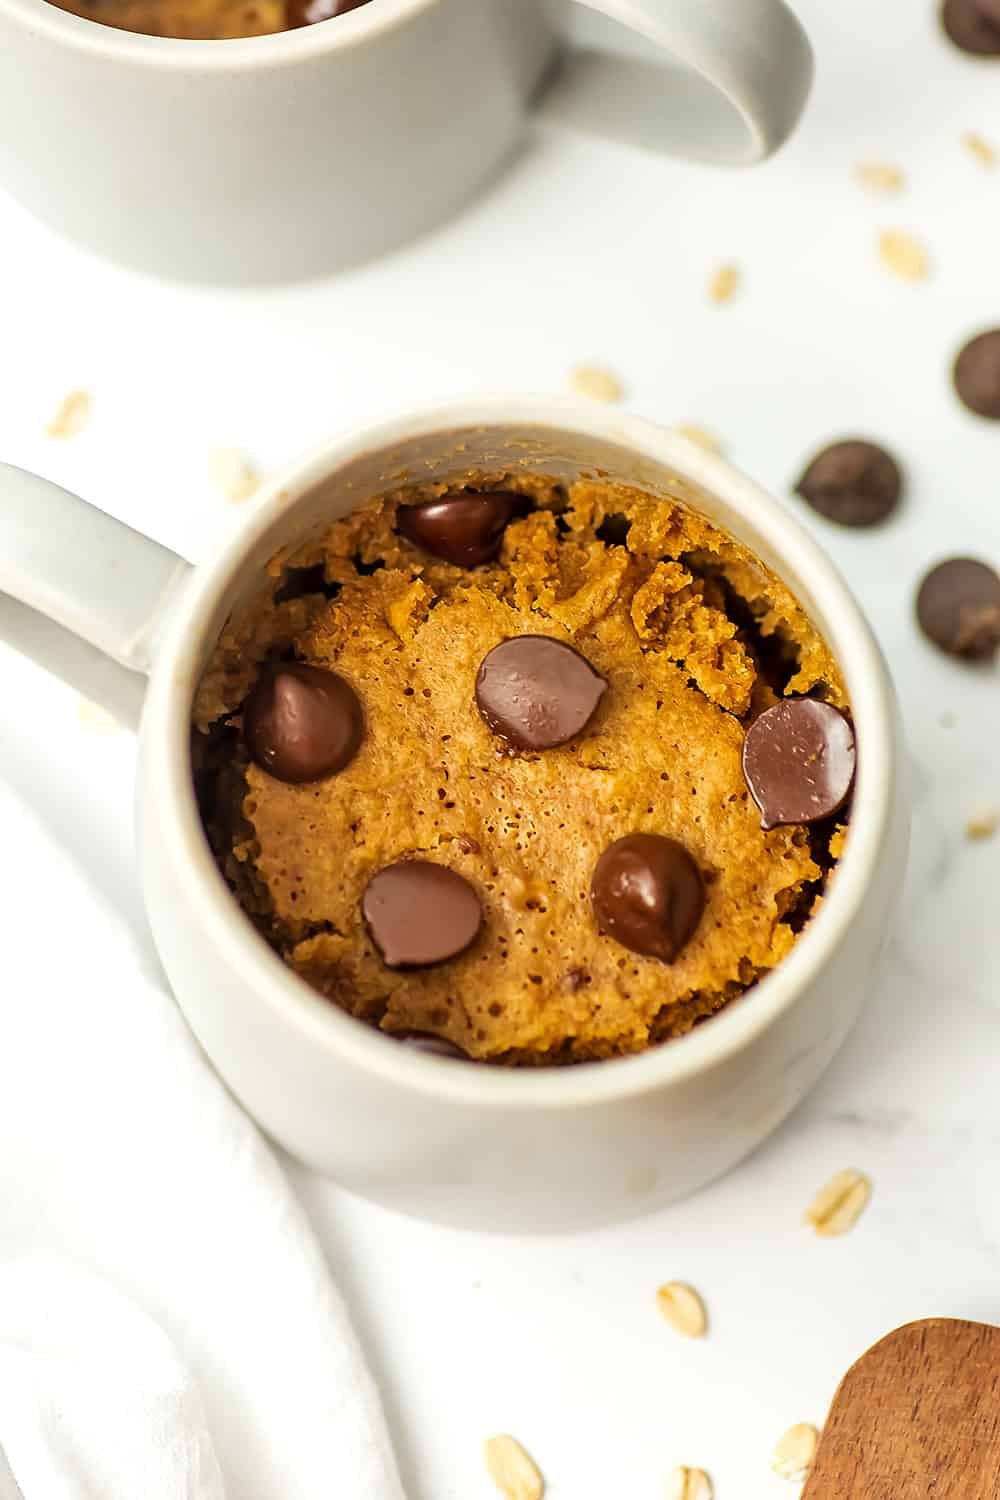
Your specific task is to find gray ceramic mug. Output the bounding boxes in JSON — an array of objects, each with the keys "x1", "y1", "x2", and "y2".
[
  {"x1": 0, "y1": 0, "x2": 813, "y2": 282},
  {"x1": 0, "y1": 397, "x2": 908, "y2": 1232}
]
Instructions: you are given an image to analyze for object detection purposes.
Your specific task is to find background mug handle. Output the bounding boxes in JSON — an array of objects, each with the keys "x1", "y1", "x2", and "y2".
[{"x1": 540, "y1": 0, "x2": 813, "y2": 164}]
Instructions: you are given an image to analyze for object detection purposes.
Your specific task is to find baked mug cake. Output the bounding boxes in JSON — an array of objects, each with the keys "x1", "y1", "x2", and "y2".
[
  {"x1": 194, "y1": 469, "x2": 855, "y2": 1067},
  {"x1": 47, "y1": 0, "x2": 368, "y2": 37}
]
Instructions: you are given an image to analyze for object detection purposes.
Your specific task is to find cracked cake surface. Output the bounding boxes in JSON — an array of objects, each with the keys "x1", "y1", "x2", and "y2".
[{"x1": 193, "y1": 471, "x2": 848, "y2": 1065}]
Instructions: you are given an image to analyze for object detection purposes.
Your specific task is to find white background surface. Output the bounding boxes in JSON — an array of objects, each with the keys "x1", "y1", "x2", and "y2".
[{"x1": 2, "y1": 0, "x2": 1000, "y2": 1495}]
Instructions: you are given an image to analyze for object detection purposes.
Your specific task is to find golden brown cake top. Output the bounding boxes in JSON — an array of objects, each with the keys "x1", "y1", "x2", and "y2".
[{"x1": 194, "y1": 472, "x2": 848, "y2": 1065}]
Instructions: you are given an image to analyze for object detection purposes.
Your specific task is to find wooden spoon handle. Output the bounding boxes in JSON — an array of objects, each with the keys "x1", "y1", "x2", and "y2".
[{"x1": 804, "y1": 1319, "x2": 1000, "y2": 1498}]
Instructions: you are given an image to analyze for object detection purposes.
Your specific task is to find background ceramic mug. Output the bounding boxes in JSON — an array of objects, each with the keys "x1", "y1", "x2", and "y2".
[
  {"x1": 0, "y1": 398, "x2": 908, "y2": 1232},
  {"x1": 0, "y1": 0, "x2": 813, "y2": 283}
]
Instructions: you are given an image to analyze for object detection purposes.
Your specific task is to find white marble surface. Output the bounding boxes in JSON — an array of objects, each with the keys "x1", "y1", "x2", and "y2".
[{"x1": 2, "y1": 0, "x2": 999, "y2": 1495}]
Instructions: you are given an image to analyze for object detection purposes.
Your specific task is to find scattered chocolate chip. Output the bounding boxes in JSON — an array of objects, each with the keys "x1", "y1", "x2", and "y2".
[
  {"x1": 590, "y1": 834, "x2": 705, "y2": 963},
  {"x1": 953, "y1": 329, "x2": 1000, "y2": 417},
  {"x1": 362, "y1": 861, "x2": 482, "y2": 968},
  {"x1": 396, "y1": 491, "x2": 524, "y2": 567},
  {"x1": 794, "y1": 440, "x2": 902, "y2": 527},
  {"x1": 395, "y1": 1032, "x2": 469, "y2": 1060},
  {"x1": 742, "y1": 699, "x2": 856, "y2": 830},
  {"x1": 916, "y1": 557, "x2": 1000, "y2": 660},
  {"x1": 243, "y1": 663, "x2": 363, "y2": 784},
  {"x1": 475, "y1": 636, "x2": 607, "y2": 750},
  {"x1": 942, "y1": 0, "x2": 1000, "y2": 54}
]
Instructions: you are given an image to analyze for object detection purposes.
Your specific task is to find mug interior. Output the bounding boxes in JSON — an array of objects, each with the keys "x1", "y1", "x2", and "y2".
[{"x1": 160, "y1": 400, "x2": 897, "y2": 1106}]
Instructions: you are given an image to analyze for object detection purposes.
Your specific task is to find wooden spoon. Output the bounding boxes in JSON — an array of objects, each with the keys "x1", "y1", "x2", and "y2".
[{"x1": 804, "y1": 1318, "x2": 1000, "y2": 1497}]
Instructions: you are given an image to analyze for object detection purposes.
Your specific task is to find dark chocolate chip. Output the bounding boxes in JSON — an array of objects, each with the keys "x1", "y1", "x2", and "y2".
[
  {"x1": 396, "y1": 491, "x2": 524, "y2": 567},
  {"x1": 475, "y1": 636, "x2": 607, "y2": 750},
  {"x1": 953, "y1": 330, "x2": 1000, "y2": 418},
  {"x1": 941, "y1": 0, "x2": 1000, "y2": 53},
  {"x1": 916, "y1": 557, "x2": 1000, "y2": 660},
  {"x1": 591, "y1": 834, "x2": 705, "y2": 963},
  {"x1": 794, "y1": 440, "x2": 902, "y2": 527},
  {"x1": 395, "y1": 1032, "x2": 469, "y2": 1060},
  {"x1": 243, "y1": 663, "x2": 363, "y2": 784},
  {"x1": 362, "y1": 861, "x2": 482, "y2": 968},
  {"x1": 287, "y1": 0, "x2": 371, "y2": 26},
  {"x1": 742, "y1": 699, "x2": 856, "y2": 830}
]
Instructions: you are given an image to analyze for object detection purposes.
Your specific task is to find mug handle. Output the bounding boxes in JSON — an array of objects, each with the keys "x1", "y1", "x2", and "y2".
[
  {"x1": 539, "y1": 0, "x2": 813, "y2": 164},
  {"x1": 0, "y1": 462, "x2": 191, "y2": 725}
]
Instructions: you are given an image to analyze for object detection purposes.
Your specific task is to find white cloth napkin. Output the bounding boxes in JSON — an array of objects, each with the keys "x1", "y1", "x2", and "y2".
[{"x1": 0, "y1": 779, "x2": 406, "y2": 1500}]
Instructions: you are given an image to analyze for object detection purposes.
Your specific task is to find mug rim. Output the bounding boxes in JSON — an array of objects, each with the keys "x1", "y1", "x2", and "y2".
[
  {"x1": 147, "y1": 394, "x2": 898, "y2": 1111},
  {"x1": 0, "y1": 0, "x2": 434, "y2": 68}
]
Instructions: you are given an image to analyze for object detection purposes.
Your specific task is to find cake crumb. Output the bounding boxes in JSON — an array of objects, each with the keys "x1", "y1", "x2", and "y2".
[
  {"x1": 855, "y1": 161, "x2": 905, "y2": 193},
  {"x1": 707, "y1": 264, "x2": 740, "y2": 304},
  {"x1": 483, "y1": 1435, "x2": 544, "y2": 1500},
  {"x1": 962, "y1": 131, "x2": 996, "y2": 168},
  {"x1": 772, "y1": 1423, "x2": 820, "y2": 1480},
  {"x1": 804, "y1": 1168, "x2": 871, "y2": 1237},
  {"x1": 210, "y1": 446, "x2": 260, "y2": 503},
  {"x1": 568, "y1": 364, "x2": 623, "y2": 403},
  {"x1": 45, "y1": 388, "x2": 92, "y2": 440},
  {"x1": 966, "y1": 809, "x2": 999, "y2": 841},
  {"x1": 878, "y1": 230, "x2": 930, "y2": 282}
]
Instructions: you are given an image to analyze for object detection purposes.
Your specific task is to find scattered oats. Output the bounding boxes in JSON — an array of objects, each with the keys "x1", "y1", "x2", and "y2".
[
  {"x1": 45, "y1": 388, "x2": 92, "y2": 439},
  {"x1": 568, "y1": 364, "x2": 623, "y2": 403},
  {"x1": 878, "y1": 229, "x2": 930, "y2": 282},
  {"x1": 962, "y1": 131, "x2": 996, "y2": 169},
  {"x1": 656, "y1": 1281, "x2": 708, "y2": 1338},
  {"x1": 804, "y1": 1168, "x2": 872, "y2": 1237},
  {"x1": 966, "y1": 808, "x2": 999, "y2": 841},
  {"x1": 772, "y1": 1423, "x2": 820, "y2": 1480},
  {"x1": 855, "y1": 161, "x2": 905, "y2": 194},
  {"x1": 483, "y1": 1435, "x2": 544, "y2": 1500},
  {"x1": 673, "y1": 424, "x2": 724, "y2": 456},
  {"x1": 209, "y1": 446, "x2": 260, "y2": 503},
  {"x1": 76, "y1": 698, "x2": 120, "y2": 734},
  {"x1": 707, "y1": 263, "x2": 740, "y2": 304},
  {"x1": 665, "y1": 1466, "x2": 713, "y2": 1500}
]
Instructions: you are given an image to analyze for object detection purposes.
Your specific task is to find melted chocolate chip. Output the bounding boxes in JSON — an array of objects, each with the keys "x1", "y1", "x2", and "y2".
[
  {"x1": 916, "y1": 557, "x2": 1000, "y2": 660},
  {"x1": 475, "y1": 636, "x2": 607, "y2": 750},
  {"x1": 362, "y1": 861, "x2": 482, "y2": 968},
  {"x1": 742, "y1": 699, "x2": 856, "y2": 830},
  {"x1": 395, "y1": 1032, "x2": 469, "y2": 1060},
  {"x1": 953, "y1": 330, "x2": 1000, "y2": 418},
  {"x1": 942, "y1": 0, "x2": 1000, "y2": 54},
  {"x1": 591, "y1": 834, "x2": 705, "y2": 963},
  {"x1": 396, "y1": 491, "x2": 524, "y2": 567},
  {"x1": 795, "y1": 440, "x2": 902, "y2": 527},
  {"x1": 243, "y1": 663, "x2": 363, "y2": 784}
]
